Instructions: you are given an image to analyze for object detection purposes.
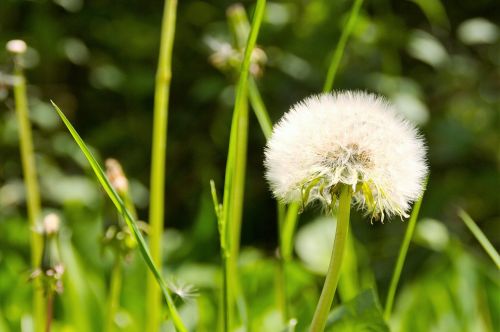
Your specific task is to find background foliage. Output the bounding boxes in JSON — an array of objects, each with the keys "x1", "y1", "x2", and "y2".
[{"x1": 0, "y1": 0, "x2": 499, "y2": 331}]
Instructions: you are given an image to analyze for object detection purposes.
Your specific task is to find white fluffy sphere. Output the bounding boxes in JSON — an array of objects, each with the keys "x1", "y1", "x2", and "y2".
[{"x1": 264, "y1": 91, "x2": 428, "y2": 220}]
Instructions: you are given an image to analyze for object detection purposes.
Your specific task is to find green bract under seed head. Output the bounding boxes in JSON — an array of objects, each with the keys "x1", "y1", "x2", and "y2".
[{"x1": 264, "y1": 91, "x2": 428, "y2": 221}]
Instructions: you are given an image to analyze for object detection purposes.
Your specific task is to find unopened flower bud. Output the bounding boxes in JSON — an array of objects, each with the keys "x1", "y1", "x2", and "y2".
[
  {"x1": 106, "y1": 158, "x2": 129, "y2": 194},
  {"x1": 6, "y1": 39, "x2": 27, "y2": 54},
  {"x1": 43, "y1": 213, "x2": 60, "y2": 235}
]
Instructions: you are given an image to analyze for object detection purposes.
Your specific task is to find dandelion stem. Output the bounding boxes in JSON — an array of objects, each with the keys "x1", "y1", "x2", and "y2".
[
  {"x1": 322, "y1": 0, "x2": 364, "y2": 92},
  {"x1": 309, "y1": 185, "x2": 352, "y2": 332},
  {"x1": 384, "y1": 181, "x2": 427, "y2": 321},
  {"x1": 458, "y1": 209, "x2": 500, "y2": 269},
  {"x1": 105, "y1": 255, "x2": 122, "y2": 332},
  {"x1": 44, "y1": 290, "x2": 54, "y2": 332},
  {"x1": 12, "y1": 58, "x2": 45, "y2": 332},
  {"x1": 146, "y1": 0, "x2": 177, "y2": 330},
  {"x1": 222, "y1": 0, "x2": 266, "y2": 328}
]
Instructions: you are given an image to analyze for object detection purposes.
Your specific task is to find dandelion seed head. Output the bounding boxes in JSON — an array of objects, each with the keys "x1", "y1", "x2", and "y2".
[{"x1": 264, "y1": 91, "x2": 428, "y2": 220}]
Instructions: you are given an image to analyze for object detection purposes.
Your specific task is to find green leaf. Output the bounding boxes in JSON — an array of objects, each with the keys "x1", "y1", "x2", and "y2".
[
  {"x1": 325, "y1": 289, "x2": 389, "y2": 332},
  {"x1": 51, "y1": 101, "x2": 187, "y2": 332}
]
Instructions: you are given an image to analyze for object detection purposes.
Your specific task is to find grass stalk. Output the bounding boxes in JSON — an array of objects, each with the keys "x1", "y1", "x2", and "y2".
[
  {"x1": 52, "y1": 102, "x2": 187, "y2": 332},
  {"x1": 146, "y1": 0, "x2": 178, "y2": 330},
  {"x1": 309, "y1": 185, "x2": 352, "y2": 332},
  {"x1": 383, "y1": 179, "x2": 427, "y2": 321},
  {"x1": 458, "y1": 209, "x2": 500, "y2": 269},
  {"x1": 222, "y1": 0, "x2": 266, "y2": 328},
  {"x1": 322, "y1": 0, "x2": 364, "y2": 92},
  {"x1": 12, "y1": 58, "x2": 45, "y2": 331}
]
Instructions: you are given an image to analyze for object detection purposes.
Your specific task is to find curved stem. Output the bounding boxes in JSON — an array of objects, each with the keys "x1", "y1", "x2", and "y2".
[{"x1": 309, "y1": 185, "x2": 352, "y2": 332}]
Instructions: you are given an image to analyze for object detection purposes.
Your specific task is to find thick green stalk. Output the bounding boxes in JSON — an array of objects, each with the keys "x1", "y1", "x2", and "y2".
[
  {"x1": 322, "y1": 0, "x2": 364, "y2": 92},
  {"x1": 105, "y1": 256, "x2": 122, "y2": 332},
  {"x1": 146, "y1": 0, "x2": 178, "y2": 330},
  {"x1": 309, "y1": 186, "x2": 352, "y2": 332},
  {"x1": 384, "y1": 182, "x2": 427, "y2": 321},
  {"x1": 222, "y1": 0, "x2": 266, "y2": 328},
  {"x1": 13, "y1": 61, "x2": 45, "y2": 332},
  {"x1": 458, "y1": 209, "x2": 500, "y2": 269}
]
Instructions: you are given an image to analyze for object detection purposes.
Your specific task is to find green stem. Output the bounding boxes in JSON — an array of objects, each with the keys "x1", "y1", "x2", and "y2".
[
  {"x1": 13, "y1": 60, "x2": 45, "y2": 332},
  {"x1": 322, "y1": 0, "x2": 364, "y2": 92},
  {"x1": 309, "y1": 186, "x2": 352, "y2": 332},
  {"x1": 458, "y1": 209, "x2": 500, "y2": 269},
  {"x1": 44, "y1": 290, "x2": 54, "y2": 332},
  {"x1": 146, "y1": 0, "x2": 177, "y2": 330},
  {"x1": 222, "y1": 0, "x2": 266, "y2": 328},
  {"x1": 248, "y1": 78, "x2": 273, "y2": 139},
  {"x1": 105, "y1": 255, "x2": 122, "y2": 332},
  {"x1": 384, "y1": 182, "x2": 427, "y2": 321}
]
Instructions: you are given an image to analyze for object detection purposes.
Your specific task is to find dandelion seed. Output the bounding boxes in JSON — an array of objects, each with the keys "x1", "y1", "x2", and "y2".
[
  {"x1": 168, "y1": 279, "x2": 198, "y2": 302},
  {"x1": 264, "y1": 91, "x2": 428, "y2": 220}
]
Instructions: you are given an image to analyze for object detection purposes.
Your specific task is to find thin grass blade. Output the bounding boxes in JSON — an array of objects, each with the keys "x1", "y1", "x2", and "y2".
[{"x1": 51, "y1": 101, "x2": 187, "y2": 332}]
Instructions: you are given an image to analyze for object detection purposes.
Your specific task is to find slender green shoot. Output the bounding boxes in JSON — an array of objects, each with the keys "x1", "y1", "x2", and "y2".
[
  {"x1": 323, "y1": 0, "x2": 364, "y2": 92},
  {"x1": 147, "y1": 0, "x2": 178, "y2": 329},
  {"x1": 210, "y1": 180, "x2": 230, "y2": 332},
  {"x1": 105, "y1": 256, "x2": 122, "y2": 332},
  {"x1": 458, "y1": 209, "x2": 500, "y2": 269},
  {"x1": 12, "y1": 56, "x2": 45, "y2": 332},
  {"x1": 248, "y1": 78, "x2": 273, "y2": 139},
  {"x1": 221, "y1": 0, "x2": 266, "y2": 328},
  {"x1": 280, "y1": 203, "x2": 300, "y2": 262},
  {"x1": 51, "y1": 102, "x2": 187, "y2": 332},
  {"x1": 384, "y1": 179, "x2": 427, "y2": 321},
  {"x1": 309, "y1": 185, "x2": 353, "y2": 332}
]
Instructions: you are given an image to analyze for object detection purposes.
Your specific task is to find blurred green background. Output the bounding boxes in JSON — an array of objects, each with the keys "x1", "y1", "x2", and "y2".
[{"x1": 0, "y1": 0, "x2": 499, "y2": 331}]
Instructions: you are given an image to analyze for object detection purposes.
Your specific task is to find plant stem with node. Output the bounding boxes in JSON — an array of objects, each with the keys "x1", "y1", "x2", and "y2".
[{"x1": 146, "y1": 0, "x2": 178, "y2": 330}]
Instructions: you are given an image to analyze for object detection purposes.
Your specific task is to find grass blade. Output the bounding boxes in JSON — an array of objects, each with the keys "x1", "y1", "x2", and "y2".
[
  {"x1": 458, "y1": 209, "x2": 500, "y2": 269},
  {"x1": 384, "y1": 178, "x2": 428, "y2": 321},
  {"x1": 222, "y1": 0, "x2": 267, "y2": 328},
  {"x1": 51, "y1": 101, "x2": 187, "y2": 332},
  {"x1": 323, "y1": 0, "x2": 364, "y2": 92}
]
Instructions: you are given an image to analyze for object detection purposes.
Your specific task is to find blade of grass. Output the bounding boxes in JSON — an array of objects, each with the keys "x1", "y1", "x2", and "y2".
[
  {"x1": 227, "y1": 5, "x2": 297, "y2": 324},
  {"x1": 51, "y1": 102, "x2": 187, "y2": 332},
  {"x1": 147, "y1": 0, "x2": 178, "y2": 329},
  {"x1": 322, "y1": 0, "x2": 364, "y2": 92},
  {"x1": 222, "y1": 0, "x2": 266, "y2": 328},
  {"x1": 384, "y1": 178, "x2": 428, "y2": 321},
  {"x1": 12, "y1": 57, "x2": 45, "y2": 332},
  {"x1": 458, "y1": 209, "x2": 500, "y2": 269}
]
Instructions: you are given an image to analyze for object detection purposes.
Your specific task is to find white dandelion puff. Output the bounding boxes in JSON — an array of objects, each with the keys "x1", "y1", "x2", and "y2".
[{"x1": 264, "y1": 91, "x2": 428, "y2": 221}]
